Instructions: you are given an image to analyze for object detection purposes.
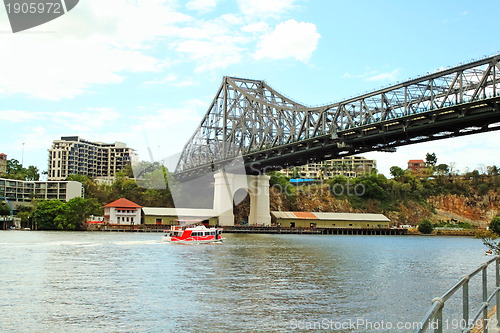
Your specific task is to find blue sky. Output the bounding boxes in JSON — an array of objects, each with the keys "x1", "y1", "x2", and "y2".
[{"x1": 0, "y1": 0, "x2": 499, "y2": 178}]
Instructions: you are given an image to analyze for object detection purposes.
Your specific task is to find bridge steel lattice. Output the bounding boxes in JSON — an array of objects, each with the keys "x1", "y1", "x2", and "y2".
[{"x1": 175, "y1": 55, "x2": 500, "y2": 179}]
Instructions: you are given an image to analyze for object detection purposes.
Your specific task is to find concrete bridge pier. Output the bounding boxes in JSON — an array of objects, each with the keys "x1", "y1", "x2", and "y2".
[{"x1": 213, "y1": 172, "x2": 271, "y2": 226}]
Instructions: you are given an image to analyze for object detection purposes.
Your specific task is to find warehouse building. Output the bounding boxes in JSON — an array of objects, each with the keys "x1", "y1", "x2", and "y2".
[
  {"x1": 271, "y1": 211, "x2": 390, "y2": 228},
  {"x1": 142, "y1": 207, "x2": 218, "y2": 226}
]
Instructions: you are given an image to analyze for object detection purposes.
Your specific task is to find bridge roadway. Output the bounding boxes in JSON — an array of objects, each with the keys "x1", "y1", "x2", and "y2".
[
  {"x1": 242, "y1": 95, "x2": 500, "y2": 174},
  {"x1": 175, "y1": 55, "x2": 500, "y2": 180}
]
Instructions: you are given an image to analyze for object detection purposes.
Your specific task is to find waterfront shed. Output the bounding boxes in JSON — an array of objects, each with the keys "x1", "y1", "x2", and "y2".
[
  {"x1": 142, "y1": 207, "x2": 218, "y2": 226},
  {"x1": 271, "y1": 211, "x2": 390, "y2": 228}
]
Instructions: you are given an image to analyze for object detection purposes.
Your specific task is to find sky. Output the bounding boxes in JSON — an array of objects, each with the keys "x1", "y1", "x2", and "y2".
[{"x1": 1, "y1": 0, "x2": 500, "y2": 178}]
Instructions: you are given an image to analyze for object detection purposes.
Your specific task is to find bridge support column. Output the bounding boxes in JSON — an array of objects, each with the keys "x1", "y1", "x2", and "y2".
[
  {"x1": 213, "y1": 172, "x2": 236, "y2": 226},
  {"x1": 248, "y1": 175, "x2": 271, "y2": 226},
  {"x1": 213, "y1": 172, "x2": 271, "y2": 226}
]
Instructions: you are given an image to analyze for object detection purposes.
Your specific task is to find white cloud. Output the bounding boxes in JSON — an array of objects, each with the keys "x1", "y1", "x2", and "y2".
[
  {"x1": 0, "y1": 110, "x2": 44, "y2": 122},
  {"x1": 0, "y1": 0, "x2": 187, "y2": 100},
  {"x1": 19, "y1": 126, "x2": 52, "y2": 151},
  {"x1": 51, "y1": 109, "x2": 122, "y2": 131},
  {"x1": 186, "y1": 0, "x2": 217, "y2": 13},
  {"x1": 342, "y1": 68, "x2": 400, "y2": 82},
  {"x1": 145, "y1": 73, "x2": 198, "y2": 87},
  {"x1": 0, "y1": 0, "x2": 317, "y2": 98},
  {"x1": 122, "y1": 99, "x2": 208, "y2": 162},
  {"x1": 254, "y1": 19, "x2": 320, "y2": 61},
  {"x1": 242, "y1": 22, "x2": 269, "y2": 33},
  {"x1": 365, "y1": 131, "x2": 500, "y2": 177},
  {"x1": 366, "y1": 69, "x2": 400, "y2": 82},
  {"x1": 0, "y1": 37, "x2": 160, "y2": 100},
  {"x1": 238, "y1": 0, "x2": 295, "y2": 18},
  {"x1": 175, "y1": 39, "x2": 245, "y2": 72}
]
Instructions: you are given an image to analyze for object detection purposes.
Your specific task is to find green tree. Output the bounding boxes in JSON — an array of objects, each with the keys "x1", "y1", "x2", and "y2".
[
  {"x1": 390, "y1": 166, "x2": 405, "y2": 180},
  {"x1": 6, "y1": 159, "x2": 22, "y2": 174},
  {"x1": 425, "y1": 152, "x2": 437, "y2": 168},
  {"x1": 16, "y1": 205, "x2": 34, "y2": 227},
  {"x1": 25, "y1": 165, "x2": 40, "y2": 181},
  {"x1": 31, "y1": 198, "x2": 102, "y2": 230},
  {"x1": 478, "y1": 216, "x2": 500, "y2": 254},
  {"x1": 489, "y1": 216, "x2": 500, "y2": 236},
  {"x1": 0, "y1": 202, "x2": 11, "y2": 215},
  {"x1": 65, "y1": 197, "x2": 101, "y2": 230},
  {"x1": 418, "y1": 219, "x2": 434, "y2": 234},
  {"x1": 4, "y1": 159, "x2": 40, "y2": 181},
  {"x1": 435, "y1": 164, "x2": 449, "y2": 176},
  {"x1": 32, "y1": 200, "x2": 67, "y2": 230}
]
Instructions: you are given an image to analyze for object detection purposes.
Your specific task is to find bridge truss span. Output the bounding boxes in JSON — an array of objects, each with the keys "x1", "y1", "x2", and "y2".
[{"x1": 175, "y1": 55, "x2": 500, "y2": 179}]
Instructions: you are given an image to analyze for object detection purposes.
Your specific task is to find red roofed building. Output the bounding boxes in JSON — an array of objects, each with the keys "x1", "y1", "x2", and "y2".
[
  {"x1": 407, "y1": 159, "x2": 426, "y2": 172},
  {"x1": 103, "y1": 198, "x2": 143, "y2": 225}
]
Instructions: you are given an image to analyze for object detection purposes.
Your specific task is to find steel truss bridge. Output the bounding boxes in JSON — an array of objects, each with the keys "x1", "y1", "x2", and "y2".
[{"x1": 175, "y1": 55, "x2": 500, "y2": 179}]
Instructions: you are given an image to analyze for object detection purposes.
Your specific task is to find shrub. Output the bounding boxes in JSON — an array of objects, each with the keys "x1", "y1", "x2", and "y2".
[
  {"x1": 489, "y1": 216, "x2": 500, "y2": 236},
  {"x1": 418, "y1": 219, "x2": 434, "y2": 234}
]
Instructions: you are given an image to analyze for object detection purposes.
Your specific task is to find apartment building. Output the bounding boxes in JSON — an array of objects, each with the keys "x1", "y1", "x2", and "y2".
[
  {"x1": 48, "y1": 136, "x2": 135, "y2": 181},
  {"x1": 280, "y1": 156, "x2": 377, "y2": 180},
  {"x1": 0, "y1": 178, "x2": 83, "y2": 209},
  {"x1": 0, "y1": 153, "x2": 6, "y2": 175}
]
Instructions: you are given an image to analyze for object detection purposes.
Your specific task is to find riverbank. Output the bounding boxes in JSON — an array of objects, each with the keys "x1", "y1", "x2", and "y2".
[
  {"x1": 407, "y1": 228, "x2": 478, "y2": 237},
  {"x1": 86, "y1": 224, "x2": 408, "y2": 235}
]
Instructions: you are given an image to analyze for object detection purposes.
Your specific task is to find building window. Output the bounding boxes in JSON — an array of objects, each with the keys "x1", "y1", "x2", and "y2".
[{"x1": 156, "y1": 218, "x2": 162, "y2": 225}]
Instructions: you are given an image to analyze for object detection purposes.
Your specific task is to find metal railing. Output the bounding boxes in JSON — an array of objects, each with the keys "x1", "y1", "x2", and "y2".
[{"x1": 415, "y1": 255, "x2": 500, "y2": 333}]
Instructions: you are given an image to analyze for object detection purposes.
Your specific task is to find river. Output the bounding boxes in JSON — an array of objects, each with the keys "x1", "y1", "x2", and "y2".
[{"x1": 0, "y1": 231, "x2": 494, "y2": 332}]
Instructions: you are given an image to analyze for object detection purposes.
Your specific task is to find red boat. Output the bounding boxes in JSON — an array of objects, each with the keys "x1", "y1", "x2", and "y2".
[{"x1": 161, "y1": 225, "x2": 225, "y2": 244}]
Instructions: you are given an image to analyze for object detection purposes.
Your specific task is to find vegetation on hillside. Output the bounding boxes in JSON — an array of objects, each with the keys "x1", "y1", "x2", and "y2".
[
  {"x1": 268, "y1": 152, "x2": 500, "y2": 228},
  {"x1": 5, "y1": 152, "x2": 500, "y2": 231},
  {"x1": 478, "y1": 216, "x2": 500, "y2": 253},
  {"x1": 66, "y1": 162, "x2": 174, "y2": 208},
  {"x1": 1, "y1": 158, "x2": 40, "y2": 180},
  {"x1": 32, "y1": 197, "x2": 101, "y2": 230}
]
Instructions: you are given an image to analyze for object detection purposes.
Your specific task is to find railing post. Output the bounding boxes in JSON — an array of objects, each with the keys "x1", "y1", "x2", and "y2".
[
  {"x1": 435, "y1": 309, "x2": 443, "y2": 333},
  {"x1": 483, "y1": 266, "x2": 488, "y2": 333},
  {"x1": 432, "y1": 297, "x2": 444, "y2": 333},
  {"x1": 496, "y1": 258, "x2": 500, "y2": 326},
  {"x1": 463, "y1": 275, "x2": 470, "y2": 326}
]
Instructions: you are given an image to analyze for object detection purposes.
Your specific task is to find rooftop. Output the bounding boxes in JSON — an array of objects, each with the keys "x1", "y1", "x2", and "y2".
[
  {"x1": 271, "y1": 211, "x2": 390, "y2": 222},
  {"x1": 104, "y1": 198, "x2": 143, "y2": 209},
  {"x1": 142, "y1": 207, "x2": 216, "y2": 218}
]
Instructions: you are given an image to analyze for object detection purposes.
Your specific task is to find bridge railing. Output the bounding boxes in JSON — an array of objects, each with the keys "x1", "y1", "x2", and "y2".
[{"x1": 414, "y1": 255, "x2": 500, "y2": 333}]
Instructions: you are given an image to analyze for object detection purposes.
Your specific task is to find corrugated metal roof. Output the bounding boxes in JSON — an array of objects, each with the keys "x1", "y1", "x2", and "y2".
[
  {"x1": 142, "y1": 207, "x2": 216, "y2": 218},
  {"x1": 271, "y1": 211, "x2": 317, "y2": 219},
  {"x1": 293, "y1": 212, "x2": 318, "y2": 219},
  {"x1": 271, "y1": 211, "x2": 390, "y2": 222},
  {"x1": 313, "y1": 212, "x2": 390, "y2": 222}
]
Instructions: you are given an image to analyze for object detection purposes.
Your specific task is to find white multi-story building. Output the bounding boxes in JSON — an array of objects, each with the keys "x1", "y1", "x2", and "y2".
[
  {"x1": 0, "y1": 178, "x2": 83, "y2": 209},
  {"x1": 48, "y1": 136, "x2": 136, "y2": 181},
  {"x1": 280, "y1": 156, "x2": 376, "y2": 180}
]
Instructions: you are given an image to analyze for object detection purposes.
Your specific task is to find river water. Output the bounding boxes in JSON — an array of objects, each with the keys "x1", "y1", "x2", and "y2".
[{"x1": 0, "y1": 231, "x2": 494, "y2": 332}]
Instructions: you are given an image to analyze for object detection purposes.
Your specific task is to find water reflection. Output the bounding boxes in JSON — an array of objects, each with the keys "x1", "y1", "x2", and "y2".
[{"x1": 0, "y1": 231, "x2": 489, "y2": 332}]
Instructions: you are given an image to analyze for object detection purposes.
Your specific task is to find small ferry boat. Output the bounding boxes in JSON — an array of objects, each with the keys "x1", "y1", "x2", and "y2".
[{"x1": 161, "y1": 225, "x2": 225, "y2": 244}]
